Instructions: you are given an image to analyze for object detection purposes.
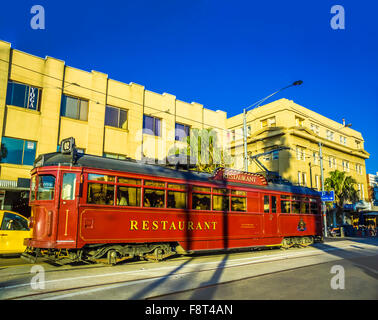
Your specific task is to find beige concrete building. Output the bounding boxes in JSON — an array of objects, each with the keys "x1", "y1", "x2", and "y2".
[{"x1": 227, "y1": 98, "x2": 370, "y2": 201}]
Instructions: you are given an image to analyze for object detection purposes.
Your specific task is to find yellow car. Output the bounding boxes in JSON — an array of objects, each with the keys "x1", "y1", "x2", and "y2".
[{"x1": 0, "y1": 210, "x2": 31, "y2": 255}]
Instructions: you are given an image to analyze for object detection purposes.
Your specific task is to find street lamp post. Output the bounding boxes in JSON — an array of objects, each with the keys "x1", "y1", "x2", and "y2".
[{"x1": 243, "y1": 80, "x2": 303, "y2": 171}]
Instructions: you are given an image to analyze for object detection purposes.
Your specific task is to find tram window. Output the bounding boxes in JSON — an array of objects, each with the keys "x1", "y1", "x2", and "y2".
[
  {"x1": 301, "y1": 201, "x2": 310, "y2": 214},
  {"x1": 192, "y1": 193, "x2": 211, "y2": 210},
  {"x1": 167, "y1": 191, "x2": 187, "y2": 209},
  {"x1": 292, "y1": 200, "x2": 301, "y2": 214},
  {"x1": 281, "y1": 200, "x2": 291, "y2": 213},
  {"x1": 61, "y1": 173, "x2": 76, "y2": 200},
  {"x1": 213, "y1": 195, "x2": 229, "y2": 211},
  {"x1": 37, "y1": 175, "x2": 55, "y2": 200},
  {"x1": 271, "y1": 196, "x2": 277, "y2": 213},
  {"x1": 231, "y1": 197, "x2": 246, "y2": 212},
  {"x1": 117, "y1": 186, "x2": 141, "y2": 207},
  {"x1": 30, "y1": 175, "x2": 36, "y2": 201},
  {"x1": 310, "y1": 202, "x2": 319, "y2": 214},
  {"x1": 192, "y1": 186, "x2": 211, "y2": 193},
  {"x1": 87, "y1": 183, "x2": 115, "y2": 205},
  {"x1": 213, "y1": 188, "x2": 228, "y2": 194},
  {"x1": 144, "y1": 189, "x2": 165, "y2": 208},
  {"x1": 167, "y1": 183, "x2": 186, "y2": 190},
  {"x1": 88, "y1": 174, "x2": 115, "y2": 182},
  {"x1": 231, "y1": 190, "x2": 246, "y2": 196},
  {"x1": 264, "y1": 195, "x2": 270, "y2": 213},
  {"x1": 145, "y1": 180, "x2": 165, "y2": 188},
  {"x1": 118, "y1": 177, "x2": 141, "y2": 185}
]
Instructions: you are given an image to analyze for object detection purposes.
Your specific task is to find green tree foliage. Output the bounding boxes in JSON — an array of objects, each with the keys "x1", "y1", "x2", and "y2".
[{"x1": 168, "y1": 128, "x2": 232, "y2": 173}]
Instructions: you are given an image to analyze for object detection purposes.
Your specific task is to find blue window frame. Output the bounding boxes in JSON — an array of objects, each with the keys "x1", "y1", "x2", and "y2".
[
  {"x1": 0, "y1": 137, "x2": 36, "y2": 166},
  {"x1": 143, "y1": 115, "x2": 161, "y2": 136},
  {"x1": 6, "y1": 81, "x2": 40, "y2": 111},
  {"x1": 175, "y1": 123, "x2": 190, "y2": 141}
]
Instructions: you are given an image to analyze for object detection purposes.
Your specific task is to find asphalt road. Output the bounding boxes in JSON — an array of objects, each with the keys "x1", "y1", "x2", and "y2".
[{"x1": 0, "y1": 237, "x2": 377, "y2": 301}]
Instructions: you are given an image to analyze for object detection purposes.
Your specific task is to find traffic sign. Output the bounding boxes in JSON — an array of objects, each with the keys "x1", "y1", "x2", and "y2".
[{"x1": 320, "y1": 190, "x2": 334, "y2": 202}]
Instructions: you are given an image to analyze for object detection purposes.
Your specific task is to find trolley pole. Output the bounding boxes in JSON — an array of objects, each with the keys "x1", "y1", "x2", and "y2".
[{"x1": 319, "y1": 141, "x2": 328, "y2": 237}]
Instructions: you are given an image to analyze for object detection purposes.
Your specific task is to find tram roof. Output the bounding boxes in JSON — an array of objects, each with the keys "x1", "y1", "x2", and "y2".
[{"x1": 34, "y1": 152, "x2": 320, "y2": 197}]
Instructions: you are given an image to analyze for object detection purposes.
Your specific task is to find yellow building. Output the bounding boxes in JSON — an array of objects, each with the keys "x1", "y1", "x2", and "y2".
[
  {"x1": 227, "y1": 98, "x2": 370, "y2": 204},
  {"x1": 0, "y1": 40, "x2": 227, "y2": 215},
  {"x1": 0, "y1": 39, "x2": 370, "y2": 221}
]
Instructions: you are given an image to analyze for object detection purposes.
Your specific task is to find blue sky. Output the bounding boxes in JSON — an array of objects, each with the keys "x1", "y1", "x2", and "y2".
[{"x1": 0, "y1": 0, "x2": 377, "y2": 173}]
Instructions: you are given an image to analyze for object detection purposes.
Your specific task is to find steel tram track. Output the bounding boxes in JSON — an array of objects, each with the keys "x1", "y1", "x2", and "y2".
[{"x1": 3, "y1": 243, "x2": 374, "y2": 300}]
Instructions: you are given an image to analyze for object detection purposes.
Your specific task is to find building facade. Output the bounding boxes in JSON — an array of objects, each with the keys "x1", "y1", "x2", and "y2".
[
  {"x1": 0, "y1": 40, "x2": 371, "y2": 219},
  {"x1": 227, "y1": 98, "x2": 370, "y2": 202},
  {"x1": 0, "y1": 40, "x2": 227, "y2": 215}
]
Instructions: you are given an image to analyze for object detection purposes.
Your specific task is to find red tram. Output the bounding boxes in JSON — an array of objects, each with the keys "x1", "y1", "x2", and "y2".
[{"x1": 23, "y1": 138, "x2": 323, "y2": 264}]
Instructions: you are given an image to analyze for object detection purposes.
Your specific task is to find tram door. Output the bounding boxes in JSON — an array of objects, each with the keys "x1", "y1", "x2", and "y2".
[
  {"x1": 57, "y1": 172, "x2": 80, "y2": 246},
  {"x1": 263, "y1": 195, "x2": 278, "y2": 236}
]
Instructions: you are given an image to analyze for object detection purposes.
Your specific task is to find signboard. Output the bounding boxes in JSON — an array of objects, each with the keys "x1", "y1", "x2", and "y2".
[
  {"x1": 211, "y1": 168, "x2": 268, "y2": 186},
  {"x1": 320, "y1": 190, "x2": 334, "y2": 202}
]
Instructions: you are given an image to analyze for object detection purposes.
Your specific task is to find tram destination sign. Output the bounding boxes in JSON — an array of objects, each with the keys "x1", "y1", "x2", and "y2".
[{"x1": 211, "y1": 168, "x2": 268, "y2": 186}]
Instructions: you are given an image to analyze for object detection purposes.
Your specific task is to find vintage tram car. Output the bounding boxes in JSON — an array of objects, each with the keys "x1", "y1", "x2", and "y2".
[{"x1": 23, "y1": 139, "x2": 323, "y2": 264}]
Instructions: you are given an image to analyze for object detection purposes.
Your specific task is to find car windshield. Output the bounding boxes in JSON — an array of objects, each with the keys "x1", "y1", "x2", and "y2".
[{"x1": 0, "y1": 212, "x2": 29, "y2": 231}]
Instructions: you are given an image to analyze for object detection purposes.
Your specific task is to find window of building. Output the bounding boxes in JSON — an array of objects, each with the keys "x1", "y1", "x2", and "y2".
[
  {"x1": 261, "y1": 117, "x2": 276, "y2": 128},
  {"x1": 326, "y1": 130, "x2": 334, "y2": 141},
  {"x1": 103, "y1": 153, "x2": 127, "y2": 160},
  {"x1": 61, "y1": 94, "x2": 88, "y2": 121},
  {"x1": 355, "y1": 140, "x2": 361, "y2": 149},
  {"x1": 358, "y1": 184, "x2": 365, "y2": 200},
  {"x1": 295, "y1": 116, "x2": 304, "y2": 127},
  {"x1": 356, "y1": 164, "x2": 363, "y2": 175},
  {"x1": 310, "y1": 123, "x2": 319, "y2": 135},
  {"x1": 298, "y1": 171, "x2": 307, "y2": 186},
  {"x1": 6, "y1": 81, "x2": 40, "y2": 111},
  {"x1": 342, "y1": 160, "x2": 350, "y2": 172},
  {"x1": 175, "y1": 123, "x2": 190, "y2": 141},
  {"x1": 37, "y1": 175, "x2": 56, "y2": 200},
  {"x1": 0, "y1": 137, "x2": 36, "y2": 166},
  {"x1": 339, "y1": 135, "x2": 347, "y2": 145},
  {"x1": 105, "y1": 106, "x2": 127, "y2": 129},
  {"x1": 315, "y1": 174, "x2": 320, "y2": 190},
  {"x1": 143, "y1": 115, "x2": 161, "y2": 136},
  {"x1": 296, "y1": 146, "x2": 306, "y2": 161},
  {"x1": 329, "y1": 156, "x2": 336, "y2": 169},
  {"x1": 313, "y1": 151, "x2": 319, "y2": 165}
]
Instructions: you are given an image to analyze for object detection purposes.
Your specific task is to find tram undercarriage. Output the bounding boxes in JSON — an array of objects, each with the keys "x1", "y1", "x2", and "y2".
[{"x1": 21, "y1": 236, "x2": 323, "y2": 265}]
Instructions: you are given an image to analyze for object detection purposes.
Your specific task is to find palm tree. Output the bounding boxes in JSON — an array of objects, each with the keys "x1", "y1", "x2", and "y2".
[
  {"x1": 324, "y1": 170, "x2": 359, "y2": 226},
  {"x1": 167, "y1": 128, "x2": 232, "y2": 173}
]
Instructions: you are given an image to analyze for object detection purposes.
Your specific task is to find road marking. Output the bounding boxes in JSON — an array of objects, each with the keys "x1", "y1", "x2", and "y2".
[{"x1": 1, "y1": 242, "x2": 376, "y2": 292}]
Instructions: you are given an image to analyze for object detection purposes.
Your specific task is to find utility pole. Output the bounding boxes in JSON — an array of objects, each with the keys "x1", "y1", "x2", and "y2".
[
  {"x1": 242, "y1": 80, "x2": 303, "y2": 172},
  {"x1": 319, "y1": 141, "x2": 328, "y2": 237}
]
